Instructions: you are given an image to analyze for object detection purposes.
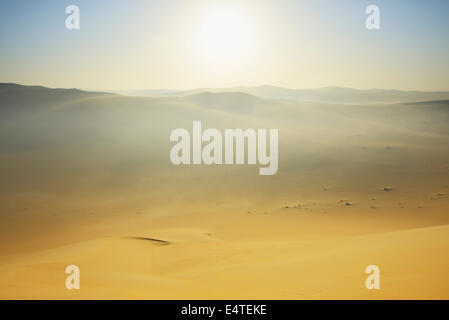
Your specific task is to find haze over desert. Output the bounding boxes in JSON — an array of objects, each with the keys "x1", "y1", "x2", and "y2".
[
  {"x1": 1, "y1": 0, "x2": 449, "y2": 301},
  {"x1": 1, "y1": 83, "x2": 449, "y2": 299}
]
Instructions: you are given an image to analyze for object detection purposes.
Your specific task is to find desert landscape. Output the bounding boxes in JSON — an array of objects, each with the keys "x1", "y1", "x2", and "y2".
[{"x1": 1, "y1": 83, "x2": 449, "y2": 299}]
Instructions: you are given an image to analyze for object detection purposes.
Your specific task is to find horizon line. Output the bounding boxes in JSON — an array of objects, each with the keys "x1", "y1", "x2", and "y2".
[{"x1": 3, "y1": 82, "x2": 449, "y2": 94}]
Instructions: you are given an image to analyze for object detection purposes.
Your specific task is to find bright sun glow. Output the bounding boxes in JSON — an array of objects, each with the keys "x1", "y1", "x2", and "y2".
[{"x1": 196, "y1": 6, "x2": 256, "y2": 66}]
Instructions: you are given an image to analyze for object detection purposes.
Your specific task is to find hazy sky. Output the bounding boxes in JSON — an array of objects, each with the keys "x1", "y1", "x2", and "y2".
[{"x1": 1, "y1": 0, "x2": 449, "y2": 91}]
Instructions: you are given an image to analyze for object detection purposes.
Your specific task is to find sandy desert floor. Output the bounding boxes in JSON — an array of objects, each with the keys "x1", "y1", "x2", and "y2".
[
  {"x1": 1, "y1": 204, "x2": 449, "y2": 299},
  {"x1": 1, "y1": 85, "x2": 449, "y2": 299}
]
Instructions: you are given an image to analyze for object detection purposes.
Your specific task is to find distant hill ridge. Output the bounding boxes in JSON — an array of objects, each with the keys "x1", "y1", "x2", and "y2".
[
  {"x1": 184, "y1": 91, "x2": 260, "y2": 114},
  {"x1": 0, "y1": 83, "x2": 113, "y2": 97},
  {"x1": 3, "y1": 83, "x2": 449, "y2": 105},
  {"x1": 110, "y1": 84, "x2": 449, "y2": 104}
]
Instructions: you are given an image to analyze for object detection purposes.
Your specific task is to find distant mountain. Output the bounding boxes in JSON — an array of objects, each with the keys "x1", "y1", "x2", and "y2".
[
  {"x1": 1, "y1": 82, "x2": 449, "y2": 159},
  {"x1": 0, "y1": 83, "x2": 114, "y2": 121},
  {"x1": 184, "y1": 92, "x2": 260, "y2": 114},
  {"x1": 109, "y1": 89, "x2": 179, "y2": 97},
  {"x1": 0, "y1": 83, "x2": 112, "y2": 99},
  {"x1": 0, "y1": 83, "x2": 113, "y2": 108},
  {"x1": 113, "y1": 85, "x2": 449, "y2": 104}
]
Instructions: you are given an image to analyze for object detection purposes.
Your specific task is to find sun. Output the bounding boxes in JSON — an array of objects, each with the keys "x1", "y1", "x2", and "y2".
[{"x1": 196, "y1": 6, "x2": 256, "y2": 66}]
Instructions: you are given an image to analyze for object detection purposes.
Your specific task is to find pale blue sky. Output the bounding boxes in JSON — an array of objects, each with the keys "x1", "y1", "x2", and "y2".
[{"x1": 1, "y1": 0, "x2": 448, "y2": 90}]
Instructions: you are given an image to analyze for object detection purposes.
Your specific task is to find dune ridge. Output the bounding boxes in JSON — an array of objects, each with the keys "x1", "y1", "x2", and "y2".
[
  {"x1": 0, "y1": 84, "x2": 448, "y2": 299},
  {"x1": 1, "y1": 223, "x2": 448, "y2": 299}
]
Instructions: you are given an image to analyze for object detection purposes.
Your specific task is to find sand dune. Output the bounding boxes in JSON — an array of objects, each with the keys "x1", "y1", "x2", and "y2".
[
  {"x1": 1, "y1": 84, "x2": 449, "y2": 299},
  {"x1": 1, "y1": 223, "x2": 448, "y2": 299}
]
